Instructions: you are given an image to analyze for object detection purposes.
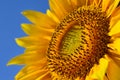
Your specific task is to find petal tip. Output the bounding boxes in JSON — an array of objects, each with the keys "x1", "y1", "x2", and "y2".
[
  {"x1": 21, "y1": 10, "x2": 29, "y2": 15},
  {"x1": 15, "y1": 38, "x2": 24, "y2": 47},
  {"x1": 7, "y1": 58, "x2": 16, "y2": 66}
]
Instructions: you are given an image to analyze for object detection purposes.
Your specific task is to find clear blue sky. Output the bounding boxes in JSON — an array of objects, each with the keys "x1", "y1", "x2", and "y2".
[{"x1": 0, "y1": 0, "x2": 49, "y2": 80}]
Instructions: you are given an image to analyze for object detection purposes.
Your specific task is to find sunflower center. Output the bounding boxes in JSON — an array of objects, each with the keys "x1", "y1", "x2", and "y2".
[
  {"x1": 47, "y1": 6, "x2": 110, "y2": 79},
  {"x1": 60, "y1": 25, "x2": 84, "y2": 55}
]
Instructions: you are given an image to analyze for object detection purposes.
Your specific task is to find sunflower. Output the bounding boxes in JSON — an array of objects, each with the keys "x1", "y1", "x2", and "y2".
[{"x1": 8, "y1": 0, "x2": 120, "y2": 80}]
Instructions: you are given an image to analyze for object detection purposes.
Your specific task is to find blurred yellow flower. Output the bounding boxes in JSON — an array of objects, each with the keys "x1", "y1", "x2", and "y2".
[{"x1": 8, "y1": 0, "x2": 120, "y2": 80}]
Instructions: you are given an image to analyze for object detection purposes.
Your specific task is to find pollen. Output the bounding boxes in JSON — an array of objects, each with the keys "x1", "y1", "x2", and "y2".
[{"x1": 47, "y1": 6, "x2": 110, "y2": 80}]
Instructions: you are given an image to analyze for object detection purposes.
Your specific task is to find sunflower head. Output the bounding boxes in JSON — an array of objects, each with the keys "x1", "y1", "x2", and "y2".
[
  {"x1": 8, "y1": 0, "x2": 120, "y2": 80},
  {"x1": 47, "y1": 5, "x2": 111, "y2": 79}
]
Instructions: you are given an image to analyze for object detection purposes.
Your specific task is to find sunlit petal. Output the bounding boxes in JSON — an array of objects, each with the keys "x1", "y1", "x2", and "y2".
[{"x1": 8, "y1": 0, "x2": 120, "y2": 80}]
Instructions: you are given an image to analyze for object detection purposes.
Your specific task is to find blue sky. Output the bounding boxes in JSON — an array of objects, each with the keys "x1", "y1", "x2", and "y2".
[{"x1": 0, "y1": 0, "x2": 49, "y2": 80}]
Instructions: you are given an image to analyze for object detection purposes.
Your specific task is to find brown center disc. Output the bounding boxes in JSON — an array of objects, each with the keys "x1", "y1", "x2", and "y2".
[{"x1": 47, "y1": 6, "x2": 110, "y2": 80}]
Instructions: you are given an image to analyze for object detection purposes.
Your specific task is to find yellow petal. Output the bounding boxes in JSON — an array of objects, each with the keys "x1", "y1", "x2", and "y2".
[
  {"x1": 102, "y1": 0, "x2": 111, "y2": 11},
  {"x1": 110, "y1": 32, "x2": 120, "y2": 41},
  {"x1": 107, "y1": 0, "x2": 120, "y2": 17},
  {"x1": 86, "y1": 58, "x2": 109, "y2": 80},
  {"x1": 24, "y1": 46, "x2": 48, "y2": 55},
  {"x1": 87, "y1": 0, "x2": 94, "y2": 5},
  {"x1": 104, "y1": 75, "x2": 109, "y2": 80},
  {"x1": 109, "y1": 20, "x2": 120, "y2": 36},
  {"x1": 22, "y1": 10, "x2": 56, "y2": 28},
  {"x1": 108, "y1": 49, "x2": 120, "y2": 58},
  {"x1": 36, "y1": 71, "x2": 51, "y2": 80},
  {"x1": 55, "y1": 0, "x2": 72, "y2": 12},
  {"x1": 15, "y1": 67, "x2": 48, "y2": 80},
  {"x1": 111, "y1": 6, "x2": 120, "y2": 18},
  {"x1": 76, "y1": 0, "x2": 88, "y2": 7},
  {"x1": 111, "y1": 38, "x2": 120, "y2": 52},
  {"x1": 21, "y1": 23, "x2": 54, "y2": 35},
  {"x1": 109, "y1": 6, "x2": 120, "y2": 29},
  {"x1": 46, "y1": 10, "x2": 60, "y2": 23},
  {"x1": 94, "y1": 0, "x2": 102, "y2": 7},
  {"x1": 7, "y1": 53, "x2": 47, "y2": 65},
  {"x1": 111, "y1": 56, "x2": 120, "y2": 67},
  {"x1": 110, "y1": 6, "x2": 120, "y2": 29},
  {"x1": 15, "y1": 65, "x2": 40, "y2": 78},
  {"x1": 107, "y1": 57, "x2": 120, "y2": 80},
  {"x1": 15, "y1": 36, "x2": 49, "y2": 48},
  {"x1": 49, "y1": 0, "x2": 68, "y2": 19},
  {"x1": 68, "y1": 0, "x2": 78, "y2": 8},
  {"x1": 21, "y1": 24, "x2": 33, "y2": 35},
  {"x1": 15, "y1": 66, "x2": 34, "y2": 79}
]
